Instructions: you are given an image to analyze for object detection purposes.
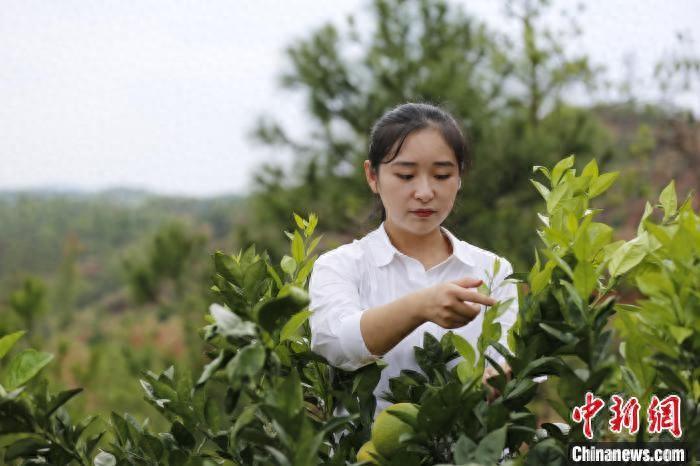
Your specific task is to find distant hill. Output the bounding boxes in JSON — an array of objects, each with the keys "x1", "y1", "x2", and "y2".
[{"x1": 0, "y1": 189, "x2": 249, "y2": 305}]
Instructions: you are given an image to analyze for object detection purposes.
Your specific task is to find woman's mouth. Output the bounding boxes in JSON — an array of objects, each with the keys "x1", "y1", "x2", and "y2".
[{"x1": 412, "y1": 209, "x2": 436, "y2": 218}]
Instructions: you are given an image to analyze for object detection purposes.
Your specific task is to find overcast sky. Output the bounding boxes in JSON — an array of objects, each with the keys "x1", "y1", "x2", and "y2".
[{"x1": 2, "y1": 0, "x2": 698, "y2": 197}]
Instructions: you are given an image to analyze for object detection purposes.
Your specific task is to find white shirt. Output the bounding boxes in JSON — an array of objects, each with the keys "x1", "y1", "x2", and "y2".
[{"x1": 308, "y1": 222, "x2": 518, "y2": 413}]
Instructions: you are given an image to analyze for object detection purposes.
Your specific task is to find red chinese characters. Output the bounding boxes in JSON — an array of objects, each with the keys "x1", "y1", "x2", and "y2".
[
  {"x1": 572, "y1": 392, "x2": 605, "y2": 439},
  {"x1": 647, "y1": 394, "x2": 682, "y2": 438},
  {"x1": 609, "y1": 394, "x2": 640, "y2": 434},
  {"x1": 572, "y1": 393, "x2": 683, "y2": 439}
]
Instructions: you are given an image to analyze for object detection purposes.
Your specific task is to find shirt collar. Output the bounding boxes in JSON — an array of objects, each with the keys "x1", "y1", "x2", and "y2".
[{"x1": 367, "y1": 222, "x2": 475, "y2": 268}]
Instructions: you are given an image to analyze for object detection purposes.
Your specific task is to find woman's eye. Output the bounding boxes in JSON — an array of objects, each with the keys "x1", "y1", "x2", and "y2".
[
  {"x1": 396, "y1": 174, "x2": 414, "y2": 180},
  {"x1": 435, "y1": 174, "x2": 452, "y2": 180}
]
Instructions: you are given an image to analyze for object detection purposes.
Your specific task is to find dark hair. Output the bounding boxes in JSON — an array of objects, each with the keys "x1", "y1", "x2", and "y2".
[{"x1": 367, "y1": 102, "x2": 470, "y2": 220}]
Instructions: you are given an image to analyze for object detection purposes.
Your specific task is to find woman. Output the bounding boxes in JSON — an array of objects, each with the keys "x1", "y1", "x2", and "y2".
[{"x1": 308, "y1": 103, "x2": 517, "y2": 414}]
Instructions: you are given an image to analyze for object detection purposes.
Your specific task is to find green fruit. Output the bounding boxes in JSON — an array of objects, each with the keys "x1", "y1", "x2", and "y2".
[
  {"x1": 371, "y1": 402, "x2": 419, "y2": 457},
  {"x1": 357, "y1": 440, "x2": 384, "y2": 464}
]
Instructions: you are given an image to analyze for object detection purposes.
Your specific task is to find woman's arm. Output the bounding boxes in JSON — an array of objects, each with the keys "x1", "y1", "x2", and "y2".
[
  {"x1": 361, "y1": 276, "x2": 496, "y2": 355},
  {"x1": 309, "y1": 253, "x2": 496, "y2": 370}
]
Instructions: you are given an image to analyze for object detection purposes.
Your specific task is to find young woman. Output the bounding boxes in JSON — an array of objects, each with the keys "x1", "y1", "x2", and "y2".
[{"x1": 308, "y1": 103, "x2": 517, "y2": 413}]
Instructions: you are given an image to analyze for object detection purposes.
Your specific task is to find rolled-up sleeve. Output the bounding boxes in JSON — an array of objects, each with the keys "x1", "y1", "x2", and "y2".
[
  {"x1": 308, "y1": 253, "x2": 379, "y2": 371},
  {"x1": 485, "y1": 258, "x2": 519, "y2": 364}
]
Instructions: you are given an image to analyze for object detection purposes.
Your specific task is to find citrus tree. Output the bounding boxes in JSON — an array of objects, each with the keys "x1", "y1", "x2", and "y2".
[{"x1": 1, "y1": 157, "x2": 697, "y2": 465}]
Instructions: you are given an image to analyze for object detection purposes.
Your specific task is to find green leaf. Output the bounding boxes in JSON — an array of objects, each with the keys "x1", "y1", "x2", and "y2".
[
  {"x1": 503, "y1": 378, "x2": 537, "y2": 405},
  {"x1": 227, "y1": 343, "x2": 266, "y2": 385},
  {"x1": 542, "y1": 250, "x2": 574, "y2": 279},
  {"x1": 588, "y1": 171, "x2": 619, "y2": 198},
  {"x1": 94, "y1": 450, "x2": 117, "y2": 466},
  {"x1": 110, "y1": 412, "x2": 130, "y2": 445},
  {"x1": 519, "y1": 357, "x2": 561, "y2": 378},
  {"x1": 292, "y1": 231, "x2": 305, "y2": 263},
  {"x1": 46, "y1": 387, "x2": 82, "y2": 416},
  {"x1": 531, "y1": 179, "x2": 550, "y2": 201},
  {"x1": 204, "y1": 396, "x2": 221, "y2": 430},
  {"x1": 306, "y1": 235, "x2": 322, "y2": 256},
  {"x1": 455, "y1": 360, "x2": 476, "y2": 383},
  {"x1": 645, "y1": 222, "x2": 672, "y2": 247},
  {"x1": 82, "y1": 432, "x2": 104, "y2": 458},
  {"x1": 242, "y1": 259, "x2": 267, "y2": 295},
  {"x1": 474, "y1": 425, "x2": 507, "y2": 464},
  {"x1": 546, "y1": 183, "x2": 570, "y2": 213},
  {"x1": 635, "y1": 270, "x2": 673, "y2": 297},
  {"x1": 256, "y1": 287, "x2": 310, "y2": 334},
  {"x1": 573, "y1": 222, "x2": 613, "y2": 262},
  {"x1": 140, "y1": 433, "x2": 164, "y2": 460},
  {"x1": 3, "y1": 349, "x2": 54, "y2": 390},
  {"x1": 293, "y1": 212, "x2": 306, "y2": 230},
  {"x1": 529, "y1": 249, "x2": 541, "y2": 284},
  {"x1": 659, "y1": 180, "x2": 677, "y2": 220},
  {"x1": 600, "y1": 239, "x2": 625, "y2": 259},
  {"x1": 2, "y1": 437, "x2": 49, "y2": 461},
  {"x1": 453, "y1": 435, "x2": 477, "y2": 464},
  {"x1": 281, "y1": 255, "x2": 297, "y2": 276},
  {"x1": 266, "y1": 263, "x2": 284, "y2": 289},
  {"x1": 668, "y1": 325, "x2": 692, "y2": 344},
  {"x1": 532, "y1": 165, "x2": 551, "y2": 180},
  {"x1": 295, "y1": 257, "x2": 316, "y2": 286},
  {"x1": 565, "y1": 212, "x2": 578, "y2": 234},
  {"x1": 581, "y1": 158, "x2": 599, "y2": 179},
  {"x1": 266, "y1": 369, "x2": 303, "y2": 416},
  {"x1": 417, "y1": 383, "x2": 459, "y2": 435},
  {"x1": 620, "y1": 366, "x2": 642, "y2": 396},
  {"x1": 209, "y1": 303, "x2": 256, "y2": 338},
  {"x1": 539, "y1": 323, "x2": 577, "y2": 345},
  {"x1": 607, "y1": 235, "x2": 648, "y2": 277},
  {"x1": 170, "y1": 421, "x2": 195, "y2": 450},
  {"x1": 0, "y1": 331, "x2": 26, "y2": 360},
  {"x1": 230, "y1": 404, "x2": 258, "y2": 444},
  {"x1": 524, "y1": 438, "x2": 566, "y2": 466},
  {"x1": 450, "y1": 333, "x2": 476, "y2": 367},
  {"x1": 573, "y1": 261, "x2": 596, "y2": 299},
  {"x1": 637, "y1": 201, "x2": 654, "y2": 235},
  {"x1": 305, "y1": 213, "x2": 318, "y2": 237},
  {"x1": 213, "y1": 251, "x2": 242, "y2": 285},
  {"x1": 280, "y1": 310, "x2": 312, "y2": 341},
  {"x1": 531, "y1": 260, "x2": 555, "y2": 294},
  {"x1": 617, "y1": 320, "x2": 656, "y2": 389},
  {"x1": 196, "y1": 349, "x2": 228, "y2": 387},
  {"x1": 74, "y1": 415, "x2": 99, "y2": 444},
  {"x1": 550, "y1": 155, "x2": 575, "y2": 186},
  {"x1": 241, "y1": 244, "x2": 257, "y2": 264}
]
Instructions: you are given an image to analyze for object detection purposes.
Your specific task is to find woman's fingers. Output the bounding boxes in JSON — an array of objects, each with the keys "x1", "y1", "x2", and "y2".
[
  {"x1": 452, "y1": 276, "x2": 483, "y2": 289},
  {"x1": 450, "y1": 300, "x2": 480, "y2": 320},
  {"x1": 452, "y1": 286, "x2": 497, "y2": 307}
]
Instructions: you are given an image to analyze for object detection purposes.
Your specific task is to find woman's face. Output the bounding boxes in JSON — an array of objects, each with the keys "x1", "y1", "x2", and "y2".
[{"x1": 364, "y1": 127, "x2": 461, "y2": 236}]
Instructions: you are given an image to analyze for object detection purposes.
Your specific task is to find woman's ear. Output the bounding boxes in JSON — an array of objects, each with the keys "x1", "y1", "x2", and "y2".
[{"x1": 364, "y1": 160, "x2": 379, "y2": 194}]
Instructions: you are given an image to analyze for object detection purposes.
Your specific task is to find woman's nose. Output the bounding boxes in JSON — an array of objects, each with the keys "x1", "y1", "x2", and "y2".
[{"x1": 414, "y1": 177, "x2": 435, "y2": 202}]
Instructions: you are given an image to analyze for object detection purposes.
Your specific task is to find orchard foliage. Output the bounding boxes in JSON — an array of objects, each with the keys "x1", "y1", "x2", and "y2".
[
  {"x1": 0, "y1": 331, "x2": 102, "y2": 465},
  {"x1": 0, "y1": 157, "x2": 697, "y2": 465}
]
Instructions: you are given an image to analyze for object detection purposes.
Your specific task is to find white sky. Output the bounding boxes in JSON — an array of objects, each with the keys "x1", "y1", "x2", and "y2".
[{"x1": 1, "y1": 0, "x2": 698, "y2": 197}]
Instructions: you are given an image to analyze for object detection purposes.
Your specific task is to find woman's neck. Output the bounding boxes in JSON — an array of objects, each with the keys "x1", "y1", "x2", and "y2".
[{"x1": 383, "y1": 219, "x2": 453, "y2": 270}]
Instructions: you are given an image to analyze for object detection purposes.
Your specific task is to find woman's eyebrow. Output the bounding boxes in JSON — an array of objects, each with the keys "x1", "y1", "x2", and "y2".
[{"x1": 391, "y1": 160, "x2": 456, "y2": 167}]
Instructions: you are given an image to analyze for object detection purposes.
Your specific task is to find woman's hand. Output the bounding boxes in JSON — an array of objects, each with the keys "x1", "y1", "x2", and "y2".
[{"x1": 417, "y1": 277, "x2": 497, "y2": 329}]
